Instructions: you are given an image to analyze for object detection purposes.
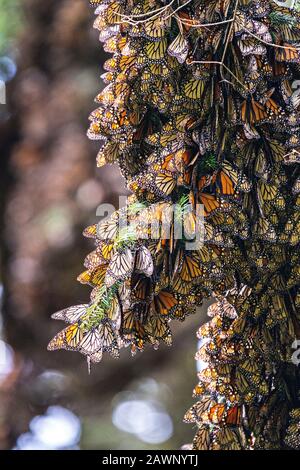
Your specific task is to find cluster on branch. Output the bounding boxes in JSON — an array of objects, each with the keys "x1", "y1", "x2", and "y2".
[{"x1": 48, "y1": 0, "x2": 300, "y2": 449}]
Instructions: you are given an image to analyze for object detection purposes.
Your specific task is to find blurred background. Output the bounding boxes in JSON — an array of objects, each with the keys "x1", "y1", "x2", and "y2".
[{"x1": 0, "y1": 0, "x2": 207, "y2": 450}]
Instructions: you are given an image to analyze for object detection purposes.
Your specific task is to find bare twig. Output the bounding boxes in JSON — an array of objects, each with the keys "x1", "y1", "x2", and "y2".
[
  {"x1": 174, "y1": 14, "x2": 234, "y2": 29},
  {"x1": 236, "y1": 20, "x2": 300, "y2": 51},
  {"x1": 115, "y1": 0, "x2": 175, "y2": 25},
  {"x1": 220, "y1": 0, "x2": 240, "y2": 83},
  {"x1": 188, "y1": 59, "x2": 248, "y2": 90}
]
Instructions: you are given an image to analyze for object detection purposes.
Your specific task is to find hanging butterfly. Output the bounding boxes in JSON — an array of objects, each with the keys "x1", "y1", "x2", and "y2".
[
  {"x1": 134, "y1": 246, "x2": 154, "y2": 277},
  {"x1": 151, "y1": 290, "x2": 178, "y2": 316},
  {"x1": 183, "y1": 79, "x2": 205, "y2": 100},
  {"x1": 144, "y1": 314, "x2": 172, "y2": 343},
  {"x1": 47, "y1": 323, "x2": 84, "y2": 351},
  {"x1": 241, "y1": 97, "x2": 268, "y2": 125},
  {"x1": 167, "y1": 33, "x2": 189, "y2": 64},
  {"x1": 105, "y1": 248, "x2": 134, "y2": 287},
  {"x1": 145, "y1": 39, "x2": 168, "y2": 61},
  {"x1": 192, "y1": 425, "x2": 211, "y2": 450},
  {"x1": 51, "y1": 304, "x2": 88, "y2": 323},
  {"x1": 77, "y1": 264, "x2": 108, "y2": 287},
  {"x1": 216, "y1": 161, "x2": 252, "y2": 195},
  {"x1": 78, "y1": 327, "x2": 102, "y2": 356},
  {"x1": 98, "y1": 317, "x2": 120, "y2": 354}
]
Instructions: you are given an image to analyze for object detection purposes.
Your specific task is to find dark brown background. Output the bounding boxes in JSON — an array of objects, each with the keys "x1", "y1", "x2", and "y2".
[{"x1": 0, "y1": 0, "x2": 207, "y2": 450}]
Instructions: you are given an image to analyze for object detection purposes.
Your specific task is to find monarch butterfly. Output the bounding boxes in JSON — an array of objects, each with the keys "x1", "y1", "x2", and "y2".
[
  {"x1": 144, "y1": 15, "x2": 171, "y2": 39},
  {"x1": 215, "y1": 427, "x2": 242, "y2": 450},
  {"x1": 254, "y1": 149, "x2": 270, "y2": 181},
  {"x1": 78, "y1": 264, "x2": 108, "y2": 287},
  {"x1": 290, "y1": 408, "x2": 300, "y2": 420},
  {"x1": 231, "y1": 284, "x2": 252, "y2": 307},
  {"x1": 173, "y1": 249, "x2": 203, "y2": 283},
  {"x1": 192, "y1": 425, "x2": 211, "y2": 450},
  {"x1": 147, "y1": 126, "x2": 179, "y2": 148},
  {"x1": 221, "y1": 300, "x2": 238, "y2": 319},
  {"x1": 267, "y1": 139, "x2": 285, "y2": 163},
  {"x1": 84, "y1": 249, "x2": 104, "y2": 270},
  {"x1": 123, "y1": 307, "x2": 148, "y2": 341},
  {"x1": 226, "y1": 405, "x2": 242, "y2": 426},
  {"x1": 47, "y1": 323, "x2": 84, "y2": 351},
  {"x1": 241, "y1": 97, "x2": 268, "y2": 124},
  {"x1": 167, "y1": 33, "x2": 189, "y2": 64},
  {"x1": 207, "y1": 300, "x2": 237, "y2": 320},
  {"x1": 105, "y1": 295, "x2": 121, "y2": 326},
  {"x1": 195, "y1": 343, "x2": 213, "y2": 365},
  {"x1": 78, "y1": 327, "x2": 102, "y2": 356},
  {"x1": 151, "y1": 290, "x2": 177, "y2": 316},
  {"x1": 145, "y1": 314, "x2": 171, "y2": 342},
  {"x1": 183, "y1": 79, "x2": 205, "y2": 100},
  {"x1": 172, "y1": 276, "x2": 192, "y2": 295},
  {"x1": 105, "y1": 248, "x2": 134, "y2": 287},
  {"x1": 92, "y1": 10, "x2": 105, "y2": 28},
  {"x1": 147, "y1": 63, "x2": 165, "y2": 77},
  {"x1": 109, "y1": 81, "x2": 132, "y2": 101},
  {"x1": 275, "y1": 43, "x2": 298, "y2": 62},
  {"x1": 238, "y1": 37, "x2": 266, "y2": 56},
  {"x1": 103, "y1": 35, "x2": 127, "y2": 54},
  {"x1": 174, "y1": 114, "x2": 197, "y2": 132},
  {"x1": 83, "y1": 224, "x2": 97, "y2": 239},
  {"x1": 87, "y1": 122, "x2": 108, "y2": 140},
  {"x1": 94, "y1": 85, "x2": 115, "y2": 107},
  {"x1": 198, "y1": 193, "x2": 221, "y2": 215},
  {"x1": 217, "y1": 162, "x2": 251, "y2": 195},
  {"x1": 257, "y1": 180, "x2": 278, "y2": 205},
  {"x1": 245, "y1": 55, "x2": 260, "y2": 83},
  {"x1": 155, "y1": 172, "x2": 177, "y2": 195},
  {"x1": 184, "y1": 396, "x2": 216, "y2": 423},
  {"x1": 199, "y1": 366, "x2": 220, "y2": 383},
  {"x1": 96, "y1": 141, "x2": 120, "y2": 167},
  {"x1": 206, "y1": 302, "x2": 221, "y2": 318},
  {"x1": 287, "y1": 263, "x2": 300, "y2": 288},
  {"x1": 100, "y1": 241, "x2": 115, "y2": 261},
  {"x1": 235, "y1": 369, "x2": 254, "y2": 395},
  {"x1": 98, "y1": 318, "x2": 120, "y2": 353},
  {"x1": 102, "y1": 57, "x2": 118, "y2": 73},
  {"x1": 253, "y1": 217, "x2": 276, "y2": 243},
  {"x1": 131, "y1": 275, "x2": 153, "y2": 303},
  {"x1": 228, "y1": 313, "x2": 247, "y2": 336},
  {"x1": 161, "y1": 146, "x2": 193, "y2": 172},
  {"x1": 118, "y1": 55, "x2": 137, "y2": 74},
  {"x1": 97, "y1": 216, "x2": 120, "y2": 241},
  {"x1": 197, "y1": 320, "x2": 214, "y2": 340},
  {"x1": 145, "y1": 39, "x2": 168, "y2": 60},
  {"x1": 192, "y1": 383, "x2": 206, "y2": 397},
  {"x1": 268, "y1": 273, "x2": 286, "y2": 292},
  {"x1": 51, "y1": 304, "x2": 88, "y2": 323},
  {"x1": 104, "y1": 1, "x2": 124, "y2": 25},
  {"x1": 207, "y1": 403, "x2": 225, "y2": 424},
  {"x1": 218, "y1": 384, "x2": 240, "y2": 405},
  {"x1": 216, "y1": 169, "x2": 235, "y2": 196},
  {"x1": 213, "y1": 362, "x2": 232, "y2": 378},
  {"x1": 134, "y1": 246, "x2": 154, "y2": 277},
  {"x1": 177, "y1": 11, "x2": 198, "y2": 31},
  {"x1": 262, "y1": 88, "x2": 282, "y2": 117},
  {"x1": 88, "y1": 349, "x2": 103, "y2": 365},
  {"x1": 159, "y1": 125, "x2": 184, "y2": 147}
]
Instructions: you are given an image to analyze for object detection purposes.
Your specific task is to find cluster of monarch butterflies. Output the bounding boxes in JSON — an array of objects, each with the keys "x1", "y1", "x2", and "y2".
[{"x1": 48, "y1": 0, "x2": 300, "y2": 449}]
